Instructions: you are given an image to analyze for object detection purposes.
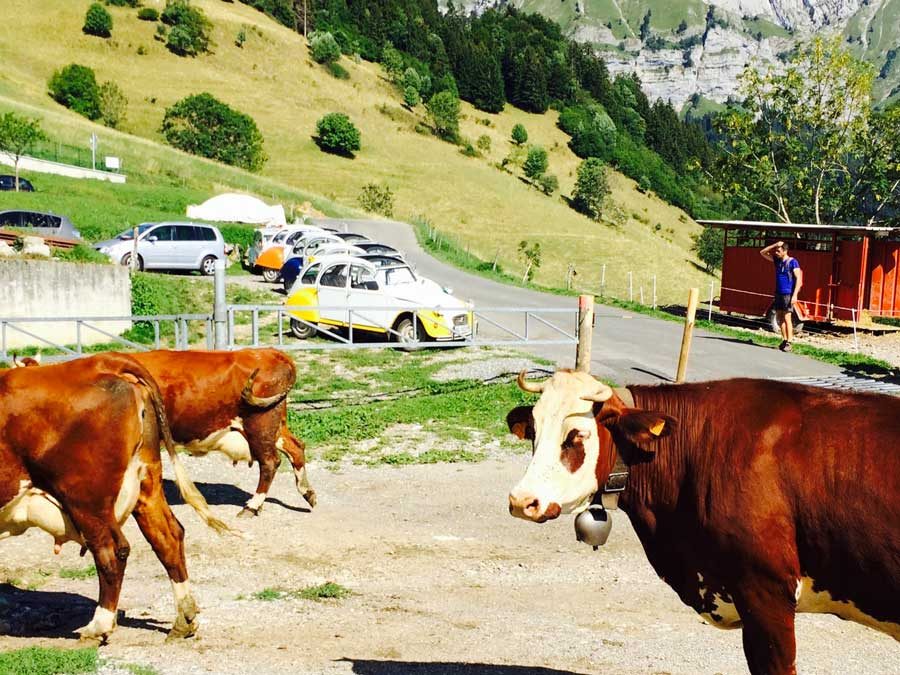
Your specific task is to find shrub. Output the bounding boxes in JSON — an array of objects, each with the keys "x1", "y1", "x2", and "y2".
[
  {"x1": 460, "y1": 142, "x2": 478, "y2": 157},
  {"x1": 161, "y1": 92, "x2": 267, "y2": 171},
  {"x1": 83, "y1": 3, "x2": 113, "y2": 37},
  {"x1": 48, "y1": 64, "x2": 101, "y2": 120},
  {"x1": 537, "y1": 173, "x2": 558, "y2": 195},
  {"x1": 402, "y1": 68, "x2": 422, "y2": 93},
  {"x1": 572, "y1": 157, "x2": 610, "y2": 221},
  {"x1": 476, "y1": 134, "x2": 491, "y2": 152},
  {"x1": 403, "y1": 86, "x2": 420, "y2": 108},
  {"x1": 56, "y1": 244, "x2": 110, "y2": 264},
  {"x1": 358, "y1": 182, "x2": 394, "y2": 217},
  {"x1": 426, "y1": 91, "x2": 460, "y2": 142},
  {"x1": 314, "y1": 112, "x2": 360, "y2": 156},
  {"x1": 98, "y1": 81, "x2": 127, "y2": 128},
  {"x1": 309, "y1": 31, "x2": 341, "y2": 64},
  {"x1": 155, "y1": 23, "x2": 167, "y2": 41},
  {"x1": 161, "y1": 0, "x2": 212, "y2": 56},
  {"x1": 138, "y1": 7, "x2": 159, "y2": 21},
  {"x1": 105, "y1": 0, "x2": 140, "y2": 6},
  {"x1": 381, "y1": 44, "x2": 404, "y2": 82},
  {"x1": 327, "y1": 62, "x2": 350, "y2": 80},
  {"x1": 638, "y1": 174, "x2": 651, "y2": 193},
  {"x1": 523, "y1": 146, "x2": 548, "y2": 181},
  {"x1": 511, "y1": 123, "x2": 528, "y2": 145},
  {"x1": 235, "y1": 26, "x2": 247, "y2": 48}
]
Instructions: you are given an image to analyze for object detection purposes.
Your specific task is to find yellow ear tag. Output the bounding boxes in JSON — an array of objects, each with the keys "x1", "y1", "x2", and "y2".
[{"x1": 649, "y1": 420, "x2": 665, "y2": 436}]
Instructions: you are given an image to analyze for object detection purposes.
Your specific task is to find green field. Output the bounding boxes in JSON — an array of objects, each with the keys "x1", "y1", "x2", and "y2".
[{"x1": 0, "y1": 0, "x2": 717, "y2": 303}]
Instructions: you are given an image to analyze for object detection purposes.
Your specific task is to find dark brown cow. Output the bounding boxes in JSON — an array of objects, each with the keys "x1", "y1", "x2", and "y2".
[
  {"x1": 129, "y1": 349, "x2": 315, "y2": 516},
  {"x1": 0, "y1": 353, "x2": 231, "y2": 640},
  {"x1": 507, "y1": 370, "x2": 899, "y2": 675}
]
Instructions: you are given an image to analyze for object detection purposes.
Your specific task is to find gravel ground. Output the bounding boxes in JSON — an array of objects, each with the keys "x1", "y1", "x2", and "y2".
[{"x1": 1, "y1": 454, "x2": 896, "y2": 675}]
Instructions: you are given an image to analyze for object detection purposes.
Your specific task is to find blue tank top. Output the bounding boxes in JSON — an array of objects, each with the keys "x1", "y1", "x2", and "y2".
[{"x1": 774, "y1": 257, "x2": 799, "y2": 295}]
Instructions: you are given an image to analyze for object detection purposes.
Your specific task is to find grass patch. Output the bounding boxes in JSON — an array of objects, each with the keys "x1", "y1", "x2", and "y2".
[
  {"x1": 0, "y1": 646, "x2": 97, "y2": 675},
  {"x1": 251, "y1": 582, "x2": 352, "y2": 602},
  {"x1": 59, "y1": 564, "x2": 96, "y2": 580},
  {"x1": 370, "y1": 449, "x2": 486, "y2": 466},
  {"x1": 121, "y1": 665, "x2": 160, "y2": 675}
]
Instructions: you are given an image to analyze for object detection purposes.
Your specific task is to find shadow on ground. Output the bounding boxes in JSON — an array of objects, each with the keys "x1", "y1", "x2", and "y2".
[
  {"x1": 343, "y1": 660, "x2": 590, "y2": 675},
  {"x1": 0, "y1": 584, "x2": 167, "y2": 638},
  {"x1": 162, "y1": 480, "x2": 310, "y2": 514}
]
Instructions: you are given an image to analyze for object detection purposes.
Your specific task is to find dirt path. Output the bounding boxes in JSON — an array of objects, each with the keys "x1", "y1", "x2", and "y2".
[{"x1": 1, "y1": 455, "x2": 896, "y2": 674}]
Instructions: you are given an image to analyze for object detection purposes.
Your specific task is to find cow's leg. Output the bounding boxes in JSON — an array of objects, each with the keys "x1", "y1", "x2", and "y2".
[
  {"x1": 277, "y1": 420, "x2": 316, "y2": 508},
  {"x1": 71, "y1": 514, "x2": 130, "y2": 641},
  {"x1": 131, "y1": 466, "x2": 199, "y2": 639},
  {"x1": 736, "y1": 582, "x2": 798, "y2": 675},
  {"x1": 237, "y1": 413, "x2": 282, "y2": 517}
]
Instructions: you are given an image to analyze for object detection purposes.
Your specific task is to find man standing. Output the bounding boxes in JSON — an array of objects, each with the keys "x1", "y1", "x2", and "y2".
[{"x1": 760, "y1": 240, "x2": 803, "y2": 351}]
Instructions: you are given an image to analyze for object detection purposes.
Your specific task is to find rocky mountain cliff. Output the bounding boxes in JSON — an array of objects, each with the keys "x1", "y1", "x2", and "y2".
[{"x1": 446, "y1": 0, "x2": 900, "y2": 110}]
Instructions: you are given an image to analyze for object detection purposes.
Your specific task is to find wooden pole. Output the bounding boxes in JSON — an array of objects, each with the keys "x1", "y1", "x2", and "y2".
[
  {"x1": 675, "y1": 288, "x2": 700, "y2": 383},
  {"x1": 575, "y1": 294, "x2": 594, "y2": 373}
]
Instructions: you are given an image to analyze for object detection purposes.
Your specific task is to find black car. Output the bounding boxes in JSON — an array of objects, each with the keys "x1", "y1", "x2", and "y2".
[
  {"x1": 0, "y1": 175, "x2": 34, "y2": 191},
  {"x1": 356, "y1": 242, "x2": 403, "y2": 258},
  {"x1": 334, "y1": 232, "x2": 371, "y2": 244},
  {"x1": 358, "y1": 254, "x2": 406, "y2": 268}
]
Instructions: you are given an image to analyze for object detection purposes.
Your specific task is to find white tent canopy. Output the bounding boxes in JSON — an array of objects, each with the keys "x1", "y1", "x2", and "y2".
[{"x1": 186, "y1": 193, "x2": 286, "y2": 226}]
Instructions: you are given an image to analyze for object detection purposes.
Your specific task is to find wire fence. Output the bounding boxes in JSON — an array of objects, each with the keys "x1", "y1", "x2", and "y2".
[{"x1": 27, "y1": 139, "x2": 97, "y2": 171}]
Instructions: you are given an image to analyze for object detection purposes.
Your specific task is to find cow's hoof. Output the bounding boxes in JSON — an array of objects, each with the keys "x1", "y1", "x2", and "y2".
[
  {"x1": 237, "y1": 506, "x2": 260, "y2": 518},
  {"x1": 166, "y1": 617, "x2": 198, "y2": 641},
  {"x1": 303, "y1": 489, "x2": 317, "y2": 509}
]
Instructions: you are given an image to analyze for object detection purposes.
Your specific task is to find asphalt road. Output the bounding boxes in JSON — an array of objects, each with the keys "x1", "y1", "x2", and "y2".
[{"x1": 309, "y1": 218, "x2": 842, "y2": 385}]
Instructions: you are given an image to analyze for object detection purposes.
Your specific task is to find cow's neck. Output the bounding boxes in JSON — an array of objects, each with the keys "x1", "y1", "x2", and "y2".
[{"x1": 613, "y1": 384, "x2": 692, "y2": 537}]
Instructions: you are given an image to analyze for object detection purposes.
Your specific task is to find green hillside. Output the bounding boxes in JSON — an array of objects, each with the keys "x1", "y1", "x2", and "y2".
[{"x1": 0, "y1": 0, "x2": 716, "y2": 302}]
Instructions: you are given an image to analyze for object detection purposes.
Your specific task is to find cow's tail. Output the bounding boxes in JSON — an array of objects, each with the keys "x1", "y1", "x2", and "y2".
[
  {"x1": 241, "y1": 368, "x2": 290, "y2": 408},
  {"x1": 122, "y1": 359, "x2": 234, "y2": 536}
]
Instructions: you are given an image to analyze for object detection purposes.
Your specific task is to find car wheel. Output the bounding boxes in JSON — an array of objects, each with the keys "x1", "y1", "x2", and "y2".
[
  {"x1": 394, "y1": 316, "x2": 422, "y2": 351},
  {"x1": 121, "y1": 253, "x2": 143, "y2": 271},
  {"x1": 262, "y1": 268, "x2": 280, "y2": 283},
  {"x1": 290, "y1": 318, "x2": 316, "y2": 340},
  {"x1": 201, "y1": 255, "x2": 217, "y2": 276}
]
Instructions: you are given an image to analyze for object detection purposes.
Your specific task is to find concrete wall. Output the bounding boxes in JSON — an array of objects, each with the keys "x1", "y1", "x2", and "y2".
[
  {"x1": 0, "y1": 154, "x2": 127, "y2": 183},
  {"x1": 0, "y1": 260, "x2": 131, "y2": 352}
]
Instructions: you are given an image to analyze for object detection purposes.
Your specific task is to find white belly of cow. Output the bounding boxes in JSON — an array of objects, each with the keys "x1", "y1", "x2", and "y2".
[
  {"x1": 0, "y1": 481, "x2": 83, "y2": 548},
  {"x1": 182, "y1": 418, "x2": 252, "y2": 465},
  {"x1": 696, "y1": 573, "x2": 742, "y2": 630},
  {"x1": 796, "y1": 576, "x2": 900, "y2": 639}
]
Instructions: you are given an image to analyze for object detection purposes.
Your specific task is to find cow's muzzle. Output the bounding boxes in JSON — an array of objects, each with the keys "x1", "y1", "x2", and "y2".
[{"x1": 508, "y1": 493, "x2": 562, "y2": 522}]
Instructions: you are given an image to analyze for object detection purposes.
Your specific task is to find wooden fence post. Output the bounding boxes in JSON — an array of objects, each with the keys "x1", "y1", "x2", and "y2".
[
  {"x1": 576, "y1": 294, "x2": 594, "y2": 373},
  {"x1": 675, "y1": 288, "x2": 700, "y2": 383}
]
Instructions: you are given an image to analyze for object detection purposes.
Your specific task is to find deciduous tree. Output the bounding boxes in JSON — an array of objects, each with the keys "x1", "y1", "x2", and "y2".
[{"x1": 0, "y1": 113, "x2": 46, "y2": 191}]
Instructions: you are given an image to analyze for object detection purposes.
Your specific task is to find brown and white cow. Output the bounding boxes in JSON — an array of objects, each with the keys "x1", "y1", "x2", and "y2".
[
  {"x1": 131, "y1": 349, "x2": 315, "y2": 516},
  {"x1": 507, "y1": 370, "x2": 899, "y2": 675},
  {"x1": 0, "y1": 353, "x2": 231, "y2": 641},
  {"x1": 14, "y1": 348, "x2": 316, "y2": 516}
]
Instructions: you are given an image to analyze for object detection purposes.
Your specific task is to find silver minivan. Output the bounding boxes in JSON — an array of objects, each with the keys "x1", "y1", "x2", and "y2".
[{"x1": 94, "y1": 222, "x2": 226, "y2": 275}]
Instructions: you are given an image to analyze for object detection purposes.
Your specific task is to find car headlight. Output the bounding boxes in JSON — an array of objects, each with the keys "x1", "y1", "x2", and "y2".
[{"x1": 98, "y1": 246, "x2": 110, "y2": 254}]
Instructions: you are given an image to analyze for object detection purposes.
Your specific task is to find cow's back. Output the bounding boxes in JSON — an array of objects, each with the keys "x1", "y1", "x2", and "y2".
[{"x1": 132, "y1": 349, "x2": 294, "y2": 441}]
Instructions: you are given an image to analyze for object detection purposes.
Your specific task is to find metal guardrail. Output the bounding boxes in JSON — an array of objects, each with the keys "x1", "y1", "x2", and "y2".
[
  {"x1": 0, "y1": 304, "x2": 578, "y2": 358},
  {"x1": 0, "y1": 314, "x2": 211, "y2": 360},
  {"x1": 225, "y1": 304, "x2": 578, "y2": 350}
]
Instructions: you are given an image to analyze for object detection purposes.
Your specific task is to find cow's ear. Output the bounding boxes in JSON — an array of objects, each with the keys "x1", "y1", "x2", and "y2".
[
  {"x1": 506, "y1": 405, "x2": 535, "y2": 441},
  {"x1": 611, "y1": 409, "x2": 675, "y2": 446}
]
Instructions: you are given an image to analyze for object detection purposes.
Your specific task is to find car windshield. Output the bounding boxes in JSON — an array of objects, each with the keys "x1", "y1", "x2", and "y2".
[
  {"x1": 377, "y1": 266, "x2": 417, "y2": 286},
  {"x1": 116, "y1": 223, "x2": 155, "y2": 240}
]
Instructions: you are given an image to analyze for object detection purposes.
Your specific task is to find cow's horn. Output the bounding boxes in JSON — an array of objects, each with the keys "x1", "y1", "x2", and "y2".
[
  {"x1": 517, "y1": 370, "x2": 545, "y2": 394},
  {"x1": 581, "y1": 382, "x2": 613, "y2": 403}
]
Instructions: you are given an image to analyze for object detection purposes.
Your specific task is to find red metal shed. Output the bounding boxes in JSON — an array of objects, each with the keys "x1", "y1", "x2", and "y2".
[{"x1": 699, "y1": 220, "x2": 900, "y2": 323}]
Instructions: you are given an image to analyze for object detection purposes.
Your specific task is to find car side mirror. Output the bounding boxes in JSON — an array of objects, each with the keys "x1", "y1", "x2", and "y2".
[{"x1": 147, "y1": 235, "x2": 158, "y2": 243}]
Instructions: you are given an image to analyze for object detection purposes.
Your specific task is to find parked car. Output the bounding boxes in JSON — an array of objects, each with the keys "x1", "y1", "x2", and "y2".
[
  {"x1": 355, "y1": 242, "x2": 403, "y2": 258},
  {"x1": 333, "y1": 232, "x2": 371, "y2": 244},
  {"x1": 285, "y1": 256, "x2": 473, "y2": 347},
  {"x1": 281, "y1": 242, "x2": 366, "y2": 292},
  {"x1": 253, "y1": 229, "x2": 335, "y2": 282},
  {"x1": 247, "y1": 224, "x2": 324, "y2": 270},
  {"x1": 94, "y1": 222, "x2": 225, "y2": 275},
  {"x1": 0, "y1": 209, "x2": 80, "y2": 240},
  {"x1": 0, "y1": 175, "x2": 35, "y2": 192}
]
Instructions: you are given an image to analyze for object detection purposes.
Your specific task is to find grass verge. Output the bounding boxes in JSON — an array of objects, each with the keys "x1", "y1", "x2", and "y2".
[
  {"x1": 58, "y1": 565, "x2": 96, "y2": 580},
  {"x1": 0, "y1": 647, "x2": 97, "y2": 675}
]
